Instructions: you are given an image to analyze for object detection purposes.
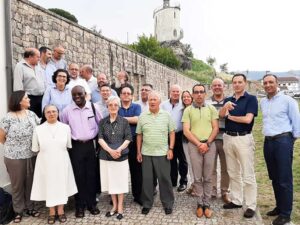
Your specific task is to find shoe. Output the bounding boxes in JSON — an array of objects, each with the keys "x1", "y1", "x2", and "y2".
[
  {"x1": 134, "y1": 198, "x2": 143, "y2": 206},
  {"x1": 57, "y1": 214, "x2": 67, "y2": 223},
  {"x1": 222, "y1": 193, "x2": 231, "y2": 204},
  {"x1": 47, "y1": 215, "x2": 56, "y2": 224},
  {"x1": 223, "y1": 202, "x2": 242, "y2": 209},
  {"x1": 75, "y1": 208, "x2": 85, "y2": 218},
  {"x1": 164, "y1": 207, "x2": 173, "y2": 215},
  {"x1": 211, "y1": 194, "x2": 217, "y2": 199},
  {"x1": 105, "y1": 210, "x2": 117, "y2": 217},
  {"x1": 141, "y1": 207, "x2": 150, "y2": 215},
  {"x1": 13, "y1": 214, "x2": 22, "y2": 223},
  {"x1": 186, "y1": 187, "x2": 193, "y2": 195},
  {"x1": 116, "y1": 213, "x2": 124, "y2": 220},
  {"x1": 196, "y1": 204, "x2": 203, "y2": 218},
  {"x1": 272, "y1": 215, "x2": 291, "y2": 225},
  {"x1": 267, "y1": 208, "x2": 280, "y2": 217},
  {"x1": 203, "y1": 206, "x2": 213, "y2": 218},
  {"x1": 244, "y1": 208, "x2": 255, "y2": 218},
  {"x1": 24, "y1": 209, "x2": 40, "y2": 217},
  {"x1": 153, "y1": 189, "x2": 158, "y2": 196},
  {"x1": 177, "y1": 184, "x2": 187, "y2": 192},
  {"x1": 88, "y1": 206, "x2": 100, "y2": 215}
]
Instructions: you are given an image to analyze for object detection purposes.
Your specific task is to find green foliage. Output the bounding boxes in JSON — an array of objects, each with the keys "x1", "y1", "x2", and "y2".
[
  {"x1": 206, "y1": 56, "x2": 216, "y2": 67},
  {"x1": 220, "y1": 63, "x2": 228, "y2": 73},
  {"x1": 153, "y1": 47, "x2": 180, "y2": 69},
  {"x1": 48, "y1": 8, "x2": 78, "y2": 23},
  {"x1": 182, "y1": 58, "x2": 214, "y2": 83},
  {"x1": 191, "y1": 58, "x2": 212, "y2": 72}
]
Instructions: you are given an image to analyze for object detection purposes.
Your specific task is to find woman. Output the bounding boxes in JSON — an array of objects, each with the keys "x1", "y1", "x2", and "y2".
[
  {"x1": 0, "y1": 91, "x2": 40, "y2": 223},
  {"x1": 42, "y1": 69, "x2": 72, "y2": 116},
  {"x1": 181, "y1": 90, "x2": 195, "y2": 195},
  {"x1": 98, "y1": 96, "x2": 132, "y2": 220},
  {"x1": 31, "y1": 105, "x2": 77, "y2": 224}
]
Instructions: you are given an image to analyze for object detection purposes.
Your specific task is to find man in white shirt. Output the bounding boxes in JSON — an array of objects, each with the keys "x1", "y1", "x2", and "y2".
[
  {"x1": 80, "y1": 65, "x2": 97, "y2": 92},
  {"x1": 135, "y1": 84, "x2": 153, "y2": 112}
]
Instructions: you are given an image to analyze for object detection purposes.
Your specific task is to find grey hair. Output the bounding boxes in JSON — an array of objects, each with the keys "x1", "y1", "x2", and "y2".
[
  {"x1": 148, "y1": 90, "x2": 161, "y2": 101},
  {"x1": 106, "y1": 95, "x2": 121, "y2": 107}
]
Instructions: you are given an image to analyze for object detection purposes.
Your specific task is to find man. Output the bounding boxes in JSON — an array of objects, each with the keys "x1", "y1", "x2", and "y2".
[
  {"x1": 91, "y1": 73, "x2": 117, "y2": 103},
  {"x1": 135, "y1": 84, "x2": 153, "y2": 112},
  {"x1": 111, "y1": 71, "x2": 134, "y2": 96},
  {"x1": 182, "y1": 84, "x2": 219, "y2": 218},
  {"x1": 13, "y1": 48, "x2": 45, "y2": 117},
  {"x1": 80, "y1": 65, "x2": 97, "y2": 92},
  {"x1": 118, "y1": 86, "x2": 142, "y2": 205},
  {"x1": 68, "y1": 63, "x2": 91, "y2": 100},
  {"x1": 161, "y1": 84, "x2": 188, "y2": 192},
  {"x1": 136, "y1": 91, "x2": 175, "y2": 215},
  {"x1": 205, "y1": 78, "x2": 230, "y2": 203},
  {"x1": 49, "y1": 46, "x2": 67, "y2": 70},
  {"x1": 219, "y1": 73, "x2": 258, "y2": 218},
  {"x1": 61, "y1": 85, "x2": 101, "y2": 218},
  {"x1": 261, "y1": 74, "x2": 300, "y2": 225},
  {"x1": 96, "y1": 84, "x2": 114, "y2": 118}
]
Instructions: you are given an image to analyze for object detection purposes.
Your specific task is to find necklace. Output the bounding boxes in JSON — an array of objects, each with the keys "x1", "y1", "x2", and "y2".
[{"x1": 111, "y1": 122, "x2": 117, "y2": 135}]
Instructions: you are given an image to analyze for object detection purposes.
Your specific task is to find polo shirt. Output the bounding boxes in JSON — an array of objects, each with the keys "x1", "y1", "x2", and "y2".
[
  {"x1": 119, "y1": 102, "x2": 141, "y2": 136},
  {"x1": 224, "y1": 92, "x2": 258, "y2": 132},
  {"x1": 182, "y1": 103, "x2": 218, "y2": 141},
  {"x1": 136, "y1": 109, "x2": 175, "y2": 156}
]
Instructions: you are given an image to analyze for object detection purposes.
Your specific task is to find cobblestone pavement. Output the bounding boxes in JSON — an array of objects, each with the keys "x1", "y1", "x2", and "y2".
[{"x1": 15, "y1": 188, "x2": 264, "y2": 225}]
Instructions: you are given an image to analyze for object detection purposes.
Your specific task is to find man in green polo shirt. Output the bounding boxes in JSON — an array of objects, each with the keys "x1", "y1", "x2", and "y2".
[
  {"x1": 182, "y1": 84, "x2": 219, "y2": 219},
  {"x1": 136, "y1": 91, "x2": 175, "y2": 215}
]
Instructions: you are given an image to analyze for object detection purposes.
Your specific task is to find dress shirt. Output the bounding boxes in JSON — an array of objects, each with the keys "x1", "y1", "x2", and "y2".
[
  {"x1": 48, "y1": 58, "x2": 67, "y2": 70},
  {"x1": 68, "y1": 77, "x2": 91, "y2": 94},
  {"x1": 87, "y1": 76, "x2": 98, "y2": 92},
  {"x1": 261, "y1": 91, "x2": 300, "y2": 137},
  {"x1": 61, "y1": 101, "x2": 102, "y2": 141},
  {"x1": 91, "y1": 88, "x2": 118, "y2": 103},
  {"x1": 13, "y1": 59, "x2": 46, "y2": 95},
  {"x1": 43, "y1": 63, "x2": 58, "y2": 87},
  {"x1": 96, "y1": 99, "x2": 109, "y2": 119},
  {"x1": 161, "y1": 99, "x2": 184, "y2": 132},
  {"x1": 135, "y1": 100, "x2": 149, "y2": 113}
]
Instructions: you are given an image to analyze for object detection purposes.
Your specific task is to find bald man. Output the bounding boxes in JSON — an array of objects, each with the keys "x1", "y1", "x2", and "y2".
[{"x1": 80, "y1": 65, "x2": 97, "y2": 92}]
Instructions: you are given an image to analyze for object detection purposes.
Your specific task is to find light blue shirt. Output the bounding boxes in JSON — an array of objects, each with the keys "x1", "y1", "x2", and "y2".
[
  {"x1": 161, "y1": 99, "x2": 183, "y2": 132},
  {"x1": 260, "y1": 91, "x2": 300, "y2": 138},
  {"x1": 42, "y1": 85, "x2": 72, "y2": 114},
  {"x1": 91, "y1": 87, "x2": 118, "y2": 103}
]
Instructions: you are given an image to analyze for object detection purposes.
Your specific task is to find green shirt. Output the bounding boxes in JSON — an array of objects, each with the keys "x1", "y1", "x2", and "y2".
[
  {"x1": 181, "y1": 103, "x2": 218, "y2": 141},
  {"x1": 136, "y1": 109, "x2": 175, "y2": 156}
]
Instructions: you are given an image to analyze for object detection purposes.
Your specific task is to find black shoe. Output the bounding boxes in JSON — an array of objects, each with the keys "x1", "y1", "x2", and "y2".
[
  {"x1": 223, "y1": 202, "x2": 242, "y2": 209},
  {"x1": 244, "y1": 208, "x2": 255, "y2": 218},
  {"x1": 164, "y1": 207, "x2": 173, "y2": 215},
  {"x1": 267, "y1": 208, "x2": 280, "y2": 217},
  {"x1": 272, "y1": 215, "x2": 291, "y2": 225},
  {"x1": 177, "y1": 184, "x2": 187, "y2": 192},
  {"x1": 141, "y1": 207, "x2": 150, "y2": 215},
  {"x1": 87, "y1": 206, "x2": 100, "y2": 215},
  {"x1": 75, "y1": 208, "x2": 85, "y2": 218},
  {"x1": 134, "y1": 198, "x2": 143, "y2": 206},
  {"x1": 105, "y1": 210, "x2": 117, "y2": 217},
  {"x1": 116, "y1": 213, "x2": 124, "y2": 220}
]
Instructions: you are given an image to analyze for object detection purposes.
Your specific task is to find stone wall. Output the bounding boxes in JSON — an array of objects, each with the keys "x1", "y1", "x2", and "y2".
[{"x1": 10, "y1": 0, "x2": 197, "y2": 100}]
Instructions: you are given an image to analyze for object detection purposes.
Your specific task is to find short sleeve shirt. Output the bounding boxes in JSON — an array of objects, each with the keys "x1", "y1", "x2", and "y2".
[{"x1": 118, "y1": 103, "x2": 141, "y2": 137}]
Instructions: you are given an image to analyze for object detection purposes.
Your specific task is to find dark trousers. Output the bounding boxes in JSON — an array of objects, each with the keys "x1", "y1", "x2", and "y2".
[
  {"x1": 70, "y1": 139, "x2": 97, "y2": 209},
  {"x1": 28, "y1": 95, "x2": 43, "y2": 118},
  {"x1": 128, "y1": 136, "x2": 142, "y2": 201},
  {"x1": 141, "y1": 155, "x2": 174, "y2": 209},
  {"x1": 170, "y1": 131, "x2": 188, "y2": 186},
  {"x1": 264, "y1": 134, "x2": 294, "y2": 218}
]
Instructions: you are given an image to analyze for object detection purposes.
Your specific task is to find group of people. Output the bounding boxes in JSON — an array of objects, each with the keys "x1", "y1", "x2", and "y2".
[{"x1": 0, "y1": 46, "x2": 299, "y2": 225}]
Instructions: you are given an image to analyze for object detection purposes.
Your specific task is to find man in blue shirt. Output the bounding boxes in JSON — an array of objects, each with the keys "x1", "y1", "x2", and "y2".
[
  {"x1": 261, "y1": 74, "x2": 300, "y2": 225},
  {"x1": 219, "y1": 74, "x2": 258, "y2": 218},
  {"x1": 118, "y1": 86, "x2": 142, "y2": 205}
]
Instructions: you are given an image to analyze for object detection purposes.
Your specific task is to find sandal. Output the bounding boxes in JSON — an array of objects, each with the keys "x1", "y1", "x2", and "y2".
[
  {"x1": 47, "y1": 215, "x2": 56, "y2": 224},
  {"x1": 57, "y1": 214, "x2": 67, "y2": 223},
  {"x1": 26, "y1": 209, "x2": 40, "y2": 217},
  {"x1": 13, "y1": 214, "x2": 22, "y2": 223}
]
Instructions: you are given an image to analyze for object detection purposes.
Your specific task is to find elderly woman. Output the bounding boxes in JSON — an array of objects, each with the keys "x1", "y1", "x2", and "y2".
[
  {"x1": 42, "y1": 69, "x2": 72, "y2": 116},
  {"x1": 0, "y1": 91, "x2": 40, "y2": 223},
  {"x1": 181, "y1": 90, "x2": 195, "y2": 195},
  {"x1": 30, "y1": 105, "x2": 77, "y2": 224},
  {"x1": 98, "y1": 96, "x2": 132, "y2": 220}
]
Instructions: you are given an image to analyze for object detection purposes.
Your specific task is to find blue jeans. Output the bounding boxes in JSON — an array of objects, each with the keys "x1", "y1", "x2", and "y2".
[{"x1": 263, "y1": 134, "x2": 294, "y2": 218}]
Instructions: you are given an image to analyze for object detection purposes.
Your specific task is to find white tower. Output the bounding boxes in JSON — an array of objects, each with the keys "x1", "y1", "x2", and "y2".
[{"x1": 154, "y1": 0, "x2": 183, "y2": 43}]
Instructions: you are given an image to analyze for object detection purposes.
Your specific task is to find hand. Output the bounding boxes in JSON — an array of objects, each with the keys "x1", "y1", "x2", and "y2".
[
  {"x1": 197, "y1": 143, "x2": 208, "y2": 154},
  {"x1": 225, "y1": 101, "x2": 236, "y2": 111},
  {"x1": 137, "y1": 152, "x2": 143, "y2": 163},
  {"x1": 167, "y1": 149, "x2": 173, "y2": 160},
  {"x1": 109, "y1": 149, "x2": 121, "y2": 159}
]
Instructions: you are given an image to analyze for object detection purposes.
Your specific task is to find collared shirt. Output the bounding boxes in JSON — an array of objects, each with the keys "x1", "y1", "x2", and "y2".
[
  {"x1": 68, "y1": 77, "x2": 91, "y2": 94},
  {"x1": 118, "y1": 102, "x2": 141, "y2": 136},
  {"x1": 224, "y1": 92, "x2": 258, "y2": 132},
  {"x1": 136, "y1": 109, "x2": 175, "y2": 156},
  {"x1": 206, "y1": 96, "x2": 226, "y2": 140},
  {"x1": 161, "y1": 99, "x2": 184, "y2": 132},
  {"x1": 43, "y1": 63, "x2": 58, "y2": 87},
  {"x1": 61, "y1": 101, "x2": 102, "y2": 141},
  {"x1": 95, "y1": 99, "x2": 109, "y2": 119},
  {"x1": 87, "y1": 76, "x2": 98, "y2": 92},
  {"x1": 48, "y1": 58, "x2": 67, "y2": 70},
  {"x1": 42, "y1": 85, "x2": 72, "y2": 113},
  {"x1": 135, "y1": 100, "x2": 149, "y2": 113},
  {"x1": 261, "y1": 91, "x2": 300, "y2": 138},
  {"x1": 182, "y1": 103, "x2": 218, "y2": 141},
  {"x1": 91, "y1": 87, "x2": 118, "y2": 103},
  {"x1": 13, "y1": 59, "x2": 46, "y2": 95}
]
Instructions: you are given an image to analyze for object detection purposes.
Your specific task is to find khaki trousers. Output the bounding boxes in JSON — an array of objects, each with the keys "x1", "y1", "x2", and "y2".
[
  {"x1": 182, "y1": 141, "x2": 194, "y2": 184},
  {"x1": 223, "y1": 133, "x2": 257, "y2": 210}
]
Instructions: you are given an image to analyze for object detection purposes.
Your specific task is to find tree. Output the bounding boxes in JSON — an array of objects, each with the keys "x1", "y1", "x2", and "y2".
[
  {"x1": 206, "y1": 56, "x2": 216, "y2": 67},
  {"x1": 220, "y1": 63, "x2": 228, "y2": 73},
  {"x1": 48, "y1": 8, "x2": 78, "y2": 23}
]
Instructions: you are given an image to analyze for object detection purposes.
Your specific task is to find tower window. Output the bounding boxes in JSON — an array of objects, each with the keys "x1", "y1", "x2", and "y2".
[{"x1": 173, "y1": 29, "x2": 177, "y2": 37}]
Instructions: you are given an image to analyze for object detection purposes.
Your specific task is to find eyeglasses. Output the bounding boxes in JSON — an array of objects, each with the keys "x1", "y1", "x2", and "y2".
[
  {"x1": 141, "y1": 89, "x2": 151, "y2": 92},
  {"x1": 193, "y1": 90, "x2": 205, "y2": 94},
  {"x1": 121, "y1": 92, "x2": 132, "y2": 95}
]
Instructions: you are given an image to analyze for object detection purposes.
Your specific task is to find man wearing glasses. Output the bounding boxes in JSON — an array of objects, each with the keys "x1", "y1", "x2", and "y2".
[
  {"x1": 135, "y1": 84, "x2": 153, "y2": 112},
  {"x1": 182, "y1": 84, "x2": 219, "y2": 218}
]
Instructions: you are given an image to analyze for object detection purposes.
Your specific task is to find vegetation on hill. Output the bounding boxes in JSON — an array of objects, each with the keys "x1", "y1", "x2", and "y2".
[{"x1": 48, "y1": 8, "x2": 78, "y2": 23}]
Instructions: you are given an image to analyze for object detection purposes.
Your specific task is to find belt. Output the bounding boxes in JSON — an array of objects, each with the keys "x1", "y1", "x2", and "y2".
[
  {"x1": 225, "y1": 131, "x2": 251, "y2": 136},
  {"x1": 200, "y1": 139, "x2": 208, "y2": 143},
  {"x1": 72, "y1": 139, "x2": 93, "y2": 143},
  {"x1": 265, "y1": 132, "x2": 292, "y2": 140}
]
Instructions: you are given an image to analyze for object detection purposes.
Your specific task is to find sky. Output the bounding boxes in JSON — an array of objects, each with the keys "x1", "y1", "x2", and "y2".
[{"x1": 31, "y1": 0, "x2": 300, "y2": 72}]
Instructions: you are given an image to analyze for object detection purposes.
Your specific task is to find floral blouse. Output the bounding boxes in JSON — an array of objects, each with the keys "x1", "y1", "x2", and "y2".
[{"x1": 0, "y1": 110, "x2": 40, "y2": 159}]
